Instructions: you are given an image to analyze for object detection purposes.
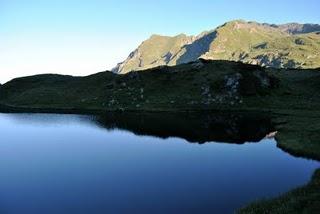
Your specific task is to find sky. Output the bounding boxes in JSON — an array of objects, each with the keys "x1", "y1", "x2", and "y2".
[{"x1": 0, "y1": 0, "x2": 319, "y2": 83}]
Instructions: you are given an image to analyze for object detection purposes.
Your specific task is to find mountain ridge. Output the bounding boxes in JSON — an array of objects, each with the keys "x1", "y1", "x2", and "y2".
[{"x1": 113, "y1": 20, "x2": 320, "y2": 73}]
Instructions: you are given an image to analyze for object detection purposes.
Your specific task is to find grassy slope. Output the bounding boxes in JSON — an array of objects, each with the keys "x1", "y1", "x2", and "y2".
[
  {"x1": 0, "y1": 60, "x2": 266, "y2": 111},
  {"x1": 1, "y1": 60, "x2": 320, "y2": 112},
  {"x1": 238, "y1": 169, "x2": 320, "y2": 214},
  {"x1": 273, "y1": 112, "x2": 320, "y2": 161},
  {"x1": 205, "y1": 20, "x2": 286, "y2": 59},
  {"x1": 116, "y1": 34, "x2": 192, "y2": 73},
  {"x1": 205, "y1": 21, "x2": 320, "y2": 68},
  {"x1": 0, "y1": 72, "x2": 116, "y2": 110}
]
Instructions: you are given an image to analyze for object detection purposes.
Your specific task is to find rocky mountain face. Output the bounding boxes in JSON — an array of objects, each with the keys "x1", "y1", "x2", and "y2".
[
  {"x1": 113, "y1": 20, "x2": 320, "y2": 74},
  {"x1": 276, "y1": 23, "x2": 320, "y2": 34}
]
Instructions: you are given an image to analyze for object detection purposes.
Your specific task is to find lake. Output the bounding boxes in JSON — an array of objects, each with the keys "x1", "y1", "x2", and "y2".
[{"x1": 0, "y1": 113, "x2": 318, "y2": 214}]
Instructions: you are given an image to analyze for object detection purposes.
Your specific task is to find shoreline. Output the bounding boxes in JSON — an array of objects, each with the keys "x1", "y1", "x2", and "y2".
[{"x1": 1, "y1": 103, "x2": 317, "y2": 116}]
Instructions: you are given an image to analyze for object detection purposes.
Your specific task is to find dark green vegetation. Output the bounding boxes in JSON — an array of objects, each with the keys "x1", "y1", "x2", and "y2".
[
  {"x1": 0, "y1": 59, "x2": 319, "y2": 213},
  {"x1": 113, "y1": 20, "x2": 320, "y2": 73},
  {"x1": 0, "y1": 72, "x2": 116, "y2": 111},
  {"x1": 274, "y1": 113, "x2": 320, "y2": 161},
  {"x1": 238, "y1": 169, "x2": 320, "y2": 214},
  {"x1": 1, "y1": 59, "x2": 320, "y2": 113}
]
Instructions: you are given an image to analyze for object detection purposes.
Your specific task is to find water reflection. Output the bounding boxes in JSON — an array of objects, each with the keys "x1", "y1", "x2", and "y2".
[{"x1": 95, "y1": 112, "x2": 276, "y2": 144}]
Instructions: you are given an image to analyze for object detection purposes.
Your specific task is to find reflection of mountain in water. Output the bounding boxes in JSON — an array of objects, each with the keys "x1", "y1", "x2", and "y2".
[{"x1": 95, "y1": 112, "x2": 275, "y2": 144}]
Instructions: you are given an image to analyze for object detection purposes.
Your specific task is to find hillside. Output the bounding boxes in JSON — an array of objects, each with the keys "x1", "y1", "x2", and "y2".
[
  {"x1": 113, "y1": 20, "x2": 320, "y2": 73},
  {"x1": 1, "y1": 59, "x2": 320, "y2": 114}
]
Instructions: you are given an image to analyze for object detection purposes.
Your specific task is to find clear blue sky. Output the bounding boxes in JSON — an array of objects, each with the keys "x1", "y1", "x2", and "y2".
[{"x1": 1, "y1": 0, "x2": 319, "y2": 83}]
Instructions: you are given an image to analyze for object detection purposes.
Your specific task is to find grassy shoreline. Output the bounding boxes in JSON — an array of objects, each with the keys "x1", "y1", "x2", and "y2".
[{"x1": 238, "y1": 169, "x2": 320, "y2": 214}]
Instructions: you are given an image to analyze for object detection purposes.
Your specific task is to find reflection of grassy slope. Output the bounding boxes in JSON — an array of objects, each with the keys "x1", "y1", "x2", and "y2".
[{"x1": 238, "y1": 169, "x2": 320, "y2": 214}]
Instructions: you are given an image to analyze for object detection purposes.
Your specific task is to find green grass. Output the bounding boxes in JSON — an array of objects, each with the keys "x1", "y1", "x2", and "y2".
[
  {"x1": 115, "y1": 34, "x2": 192, "y2": 73},
  {"x1": 238, "y1": 169, "x2": 320, "y2": 214},
  {"x1": 273, "y1": 113, "x2": 320, "y2": 161},
  {"x1": 206, "y1": 21, "x2": 320, "y2": 69},
  {"x1": 0, "y1": 72, "x2": 117, "y2": 110}
]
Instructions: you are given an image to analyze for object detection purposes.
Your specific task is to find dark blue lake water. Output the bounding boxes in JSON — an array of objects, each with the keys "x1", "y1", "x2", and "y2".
[{"x1": 0, "y1": 113, "x2": 318, "y2": 214}]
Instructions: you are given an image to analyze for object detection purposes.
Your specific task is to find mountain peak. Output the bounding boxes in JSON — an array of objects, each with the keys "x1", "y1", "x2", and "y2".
[
  {"x1": 149, "y1": 34, "x2": 170, "y2": 39},
  {"x1": 149, "y1": 33, "x2": 189, "y2": 39}
]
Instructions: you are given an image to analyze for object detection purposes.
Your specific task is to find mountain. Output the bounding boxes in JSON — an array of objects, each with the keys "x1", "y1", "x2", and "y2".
[{"x1": 113, "y1": 20, "x2": 320, "y2": 74}]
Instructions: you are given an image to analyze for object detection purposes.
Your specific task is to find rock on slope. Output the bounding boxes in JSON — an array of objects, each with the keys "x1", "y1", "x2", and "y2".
[{"x1": 113, "y1": 20, "x2": 320, "y2": 74}]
